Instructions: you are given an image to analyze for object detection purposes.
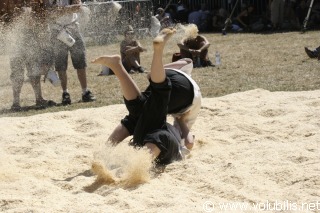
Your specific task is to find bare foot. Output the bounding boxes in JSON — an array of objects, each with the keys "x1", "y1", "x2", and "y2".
[
  {"x1": 91, "y1": 55, "x2": 121, "y2": 67},
  {"x1": 153, "y1": 27, "x2": 176, "y2": 47}
]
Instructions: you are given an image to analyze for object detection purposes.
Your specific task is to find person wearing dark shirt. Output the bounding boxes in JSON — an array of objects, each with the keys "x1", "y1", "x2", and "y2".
[
  {"x1": 92, "y1": 28, "x2": 202, "y2": 164},
  {"x1": 232, "y1": 5, "x2": 255, "y2": 32},
  {"x1": 120, "y1": 25, "x2": 146, "y2": 74}
]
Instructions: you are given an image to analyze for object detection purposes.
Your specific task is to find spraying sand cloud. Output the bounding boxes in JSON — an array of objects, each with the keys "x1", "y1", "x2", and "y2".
[{"x1": 92, "y1": 142, "x2": 153, "y2": 188}]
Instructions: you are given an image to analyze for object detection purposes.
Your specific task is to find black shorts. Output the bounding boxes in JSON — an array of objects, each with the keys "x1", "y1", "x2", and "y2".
[
  {"x1": 123, "y1": 77, "x2": 182, "y2": 165},
  {"x1": 165, "y1": 69, "x2": 194, "y2": 113},
  {"x1": 121, "y1": 69, "x2": 194, "y2": 134},
  {"x1": 144, "y1": 124, "x2": 182, "y2": 165},
  {"x1": 51, "y1": 27, "x2": 87, "y2": 71}
]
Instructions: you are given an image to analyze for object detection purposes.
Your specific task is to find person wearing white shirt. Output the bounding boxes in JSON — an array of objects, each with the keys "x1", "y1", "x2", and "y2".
[{"x1": 50, "y1": 0, "x2": 96, "y2": 105}]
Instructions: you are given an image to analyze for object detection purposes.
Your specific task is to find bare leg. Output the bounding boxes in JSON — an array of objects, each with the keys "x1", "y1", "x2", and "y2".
[
  {"x1": 92, "y1": 28, "x2": 176, "y2": 158},
  {"x1": 151, "y1": 28, "x2": 176, "y2": 83},
  {"x1": 29, "y1": 76, "x2": 44, "y2": 104},
  {"x1": 142, "y1": 28, "x2": 177, "y2": 159},
  {"x1": 108, "y1": 123, "x2": 130, "y2": 145},
  {"x1": 92, "y1": 56, "x2": 140, "y2": 144},
  {"x1": 10, "y1": 57, "x2": 24, "y2": 108},
  {"x1": 91, "y1": 55, "x2": 140, "y2": 101},
  {"x1": 77, "y1": 68, "x2": 87, "y2": 90},
  {"x1": 57, "y1": 71, "x2": 68, "y2": 91},
  {"x1": 11, "y1": 79, "x2": 23, "y2": 107}
]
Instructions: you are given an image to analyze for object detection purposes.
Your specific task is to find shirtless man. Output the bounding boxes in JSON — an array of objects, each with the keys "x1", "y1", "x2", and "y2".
[{"x1": 177, "y1": 24, "x2": 214, "y2": 67}]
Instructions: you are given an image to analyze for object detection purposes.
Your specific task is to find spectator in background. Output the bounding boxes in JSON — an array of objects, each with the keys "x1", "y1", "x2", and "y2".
[
  {"x1": 50, "y1": 0, "x2": 96, "y2": 105},
  {"x1": 269, "y1": 0, "x2": 285, "y2": 30},
  {"x1": 307, "y1": 0, "x2": 320, "y2": 29},
  {"x1": 199, "y1": 3, "x2": 211, "y2": 32},
  {"x1": 212, "y1": 8, "x2": 229, "y2": 32},
  {"x1": 176, "y1": 2, "x2": 189, "y2": 24},
  {"x1": 295, "y1": 0, "x2": 308, "y2": 27},
  {"x1": 177, "y1": 24, "x2": 214, "y2": 68},
  {"x1": 132, "y1": 2, "x2": 143, "y2": 29},
  {"x1": 282, "y1": 0, "x2": 300, "y2": 30},
  {"x1": 155, "y1": 7, "x2": 173, "y2": 29},
  {"x1": 9, "y1": 1, "x2": 56, "y2": 111},
  {"x1": 77, "y1": 4, "x2": 91, "y2": 34},
  {"x1": 120, "y1": 25, "x2": 146, "y2": 74},
  {"x1": 232, "y1": 4, "x2": 255, "y2": 32},
  {"x1": 167, "y1": 5, "x2": 178, "y2": 24},
  {"x1": 232, "y1": 5, "x2": 265, "y2": 32},
  {"x1": 188, "y1": 5, "x2": 202, "y2": 30},
  {"x1": 150, "y1": 15, "x2": 161, "y2": 37}
]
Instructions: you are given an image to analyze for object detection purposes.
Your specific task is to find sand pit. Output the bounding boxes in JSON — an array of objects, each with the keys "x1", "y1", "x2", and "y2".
[{"x1": 0, "y1": 89, "x2": 319, "y2": 212}]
